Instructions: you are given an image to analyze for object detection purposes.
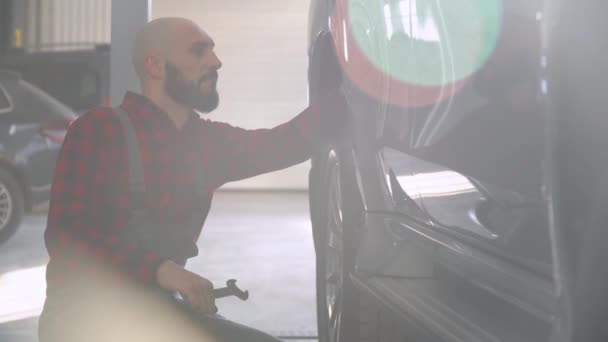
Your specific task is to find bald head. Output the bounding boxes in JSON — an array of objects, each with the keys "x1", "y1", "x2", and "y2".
[
  {"x1": 131, "y1": 17, "x2": 222, "y2": 113},
  {"x1": 132, "y1": 17, "x2": 201, "y2": 79}
]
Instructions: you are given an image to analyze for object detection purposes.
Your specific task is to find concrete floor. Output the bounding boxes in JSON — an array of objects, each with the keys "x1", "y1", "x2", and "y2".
[{"x1": 0, "y1": 192, "x2": 318, "y2": 341}]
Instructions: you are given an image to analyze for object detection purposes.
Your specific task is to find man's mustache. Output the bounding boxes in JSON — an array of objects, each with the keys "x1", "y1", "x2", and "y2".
[{"x1": 199, "y1": 71, "x2": 219, "y2": 84}]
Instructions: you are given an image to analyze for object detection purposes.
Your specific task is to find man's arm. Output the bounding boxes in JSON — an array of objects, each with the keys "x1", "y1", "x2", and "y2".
[
  {"x1": 203, "y1": 89, "x2": 350, "y2": 187},
  {"x1": 43, "y1": 110, "x2": 164, "y2": 284}
]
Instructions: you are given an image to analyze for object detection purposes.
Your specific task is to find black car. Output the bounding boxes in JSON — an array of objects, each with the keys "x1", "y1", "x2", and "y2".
[
  {"x1": 308, "y1": 0, "x2": 608, "y2": 341},
  {"x1": 0, "y1": 70, "x2": 75, "y2": 244},
  {"x1": 0, "y1": 45, "x2": 110, "y2": 114}
]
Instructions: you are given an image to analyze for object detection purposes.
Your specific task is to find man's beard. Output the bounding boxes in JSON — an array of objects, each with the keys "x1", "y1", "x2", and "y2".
[{"x1": 165, "y1": 62, "x2": 219, "y2": 113}]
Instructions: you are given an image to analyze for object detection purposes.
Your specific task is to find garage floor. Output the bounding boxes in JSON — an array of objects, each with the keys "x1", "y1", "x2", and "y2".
[{"x1": 0, "y1": 192, "x2": 318, "y2": 342}]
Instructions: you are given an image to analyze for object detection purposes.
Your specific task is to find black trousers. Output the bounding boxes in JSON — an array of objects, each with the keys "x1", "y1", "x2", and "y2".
[{"x1": 38, "y1": 284, "x2": 282, "y2": 342}]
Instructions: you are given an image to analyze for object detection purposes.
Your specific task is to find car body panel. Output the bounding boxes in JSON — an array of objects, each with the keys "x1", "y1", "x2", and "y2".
[
  {"x1": 307, "y1": 0, "x2": 579, "y2": 340},
  {"x1": 0, "y1": 73, "x2": 74, "y2": 208}
]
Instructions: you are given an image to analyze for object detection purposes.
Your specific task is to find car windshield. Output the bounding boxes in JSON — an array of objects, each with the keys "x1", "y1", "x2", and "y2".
[{"x1": 19, "y1": 80, "x2": 77, "y2": 121}]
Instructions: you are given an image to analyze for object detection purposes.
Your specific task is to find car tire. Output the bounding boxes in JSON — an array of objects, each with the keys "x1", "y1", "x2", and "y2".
[
  {"x1": 0, "y1": 169, "x2": 25, "y2": 245},
  {"x1": 311, "y1": 143, "x2": 406, "y2": 342}
]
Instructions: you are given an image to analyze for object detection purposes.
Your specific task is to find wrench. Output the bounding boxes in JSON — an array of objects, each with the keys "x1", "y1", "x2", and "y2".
[{"x1": 213, "y1": 279, "x2": 249, "y2": 301}]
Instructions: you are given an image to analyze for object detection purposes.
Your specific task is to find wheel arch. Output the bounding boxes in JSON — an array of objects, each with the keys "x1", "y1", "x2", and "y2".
[{"x1": 0, "y1": 159, "x2": 31, "y2": 212}]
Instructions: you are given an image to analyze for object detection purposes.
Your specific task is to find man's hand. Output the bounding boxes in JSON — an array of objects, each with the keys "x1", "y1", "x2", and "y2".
[{"x1": 156, "y1": 260, "x2": 217, "y2": 313}]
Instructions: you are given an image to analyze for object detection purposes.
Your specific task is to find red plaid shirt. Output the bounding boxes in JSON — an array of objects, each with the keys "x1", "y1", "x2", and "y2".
[{"x1": 44, "y1": 91, "x2": 347, "y2": 294}]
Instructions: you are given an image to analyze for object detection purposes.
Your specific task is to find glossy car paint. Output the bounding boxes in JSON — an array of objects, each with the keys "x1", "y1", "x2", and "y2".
[{"x1": 308, "y1": 0, "x2": 602, "y2": 340}]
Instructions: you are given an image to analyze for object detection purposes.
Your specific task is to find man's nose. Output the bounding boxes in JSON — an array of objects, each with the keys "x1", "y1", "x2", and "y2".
[{"x1": 212, "y1": 52, "x2": 222, "y2": 70}]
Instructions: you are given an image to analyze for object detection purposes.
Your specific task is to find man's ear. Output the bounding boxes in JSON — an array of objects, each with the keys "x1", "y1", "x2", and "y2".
[{"x1": 144, "y1": 55, "x2": 165, "y2": 80}]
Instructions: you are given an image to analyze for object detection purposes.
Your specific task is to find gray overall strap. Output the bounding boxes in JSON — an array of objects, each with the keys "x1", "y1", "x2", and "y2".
[{"x1": 114, "y1": 107, "x2": 146, "y2": 209}]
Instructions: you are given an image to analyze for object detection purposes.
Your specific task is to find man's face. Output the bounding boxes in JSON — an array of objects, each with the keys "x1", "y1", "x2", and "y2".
[{"x1": 164, "y1": 26, "x2": 222, "y2": 113}]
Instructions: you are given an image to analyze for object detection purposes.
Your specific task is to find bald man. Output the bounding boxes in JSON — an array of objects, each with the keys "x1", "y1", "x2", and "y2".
[{"x1": 38, "y1": 17, "x2": 349, "y2": 342}]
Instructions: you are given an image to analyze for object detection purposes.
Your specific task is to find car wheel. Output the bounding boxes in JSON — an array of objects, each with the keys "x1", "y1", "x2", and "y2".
[
  {"x1": 0, "y1": 169, "x2": 25, "y2": 245},
  {"x1": 311, "y1": 143, "x2": 407, "y2": 342}
]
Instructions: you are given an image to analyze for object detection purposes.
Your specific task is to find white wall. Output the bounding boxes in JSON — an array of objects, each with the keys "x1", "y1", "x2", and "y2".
[{"x1": 152, "y1": 0, "x2": 311, "y2": 190}]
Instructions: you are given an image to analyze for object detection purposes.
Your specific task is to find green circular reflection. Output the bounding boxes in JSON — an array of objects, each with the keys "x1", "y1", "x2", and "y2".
[{"x1": 348, "y1": 0, "x2": 502, "y2": 86}]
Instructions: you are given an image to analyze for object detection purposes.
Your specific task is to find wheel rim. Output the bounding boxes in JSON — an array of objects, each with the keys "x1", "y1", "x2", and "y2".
[
  {"x1": 0, "y1": 182, "x2": 13, "y2": 232},
  {"x1": 324, "y1": 149, "x2": 344, "y2": 342}
]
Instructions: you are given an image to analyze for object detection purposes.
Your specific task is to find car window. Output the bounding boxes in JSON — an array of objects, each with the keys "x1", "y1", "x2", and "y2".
[
  {"x1": 19, "y1": 80, "x2": 77, "y2": 121},
  {"x1": 15, "y1": 63, "x2": 101, "y2": 112},
  {"x1": 50, "y1": 64, "x2": 99, "y2": 111},
  {"x1": 0, "y1": 83, "x2": 11, "y2": 112}
]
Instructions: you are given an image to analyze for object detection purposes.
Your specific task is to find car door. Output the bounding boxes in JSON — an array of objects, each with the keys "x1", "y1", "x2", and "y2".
[
  {"x1": 354, "y1": 1, "x2": 557, "y2": 341},
  {"x1": 6, "y1": 80, "x2": 74, "y2": 199}
]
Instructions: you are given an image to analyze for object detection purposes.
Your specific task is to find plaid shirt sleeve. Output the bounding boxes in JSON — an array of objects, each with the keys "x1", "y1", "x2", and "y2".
[
  {"x1": 44, "y1": 109, "x2": 164, "y2": 285},
  {"x1": 205, "y1": 89, "x2": 351, "y2": 186}
]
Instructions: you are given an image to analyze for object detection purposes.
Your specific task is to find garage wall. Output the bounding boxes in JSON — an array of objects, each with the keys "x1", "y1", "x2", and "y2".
[
  {"x1": 152, "y1": 0, "x2": 311, "y2": 190},
  {"x1": 23, "y1": 0, "x2": 111, "y2": 51}
]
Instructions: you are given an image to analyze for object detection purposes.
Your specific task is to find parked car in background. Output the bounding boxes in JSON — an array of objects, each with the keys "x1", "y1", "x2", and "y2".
[
  {"x1": 0, "y1": 70, "x2": 75, "y2": 244},
  {"x1": 307, "y1": 0, "x2": 608, "y2": 341},
  {"x1": 0, "y1": 45, "x2": 110, "y2": 114}
]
